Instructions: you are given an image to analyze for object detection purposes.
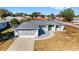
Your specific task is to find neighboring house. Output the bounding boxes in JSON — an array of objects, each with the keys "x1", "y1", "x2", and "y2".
[
  {"x1": 24, "y1": 16, "x2": 32, "y2": 19},
  {"x1": 14, "y1": 20, "x2": 64, "y2": 38},
  {"x1": 5, "y1": 16, "x2": 25, "y2": 21},
  {"x1": 33, "y1": 16, "x2": 48, "y2": 20},
  {"x1": 55, "y1": 17, "x2": 64, "y2": 21},
  {"x1": 72, "y1": 17, "x2": 79, "y2": 24},
  {"x1": 0, "y1": 20, "x2": 10, "y2": 30}
]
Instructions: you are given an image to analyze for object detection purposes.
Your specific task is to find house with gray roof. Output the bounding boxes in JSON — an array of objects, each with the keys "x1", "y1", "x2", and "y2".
[
  {"x1": 72, "y1": 17, "x2": 79, "y2": 24},
  {"x1": 14, "y1": 20, "x2": 64, "y2": 38},
  {"x1": 0, "y1": 20, "x2": 10, "y2": 30}
]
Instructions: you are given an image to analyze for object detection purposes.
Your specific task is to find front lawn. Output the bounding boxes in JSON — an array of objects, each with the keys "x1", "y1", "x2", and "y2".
[
  {"x1": 1, "y1": 28, "x2": 13, "y2": 34},
  {"x1": 34, "y1": 26, "x2": 79, "y2": 51}
]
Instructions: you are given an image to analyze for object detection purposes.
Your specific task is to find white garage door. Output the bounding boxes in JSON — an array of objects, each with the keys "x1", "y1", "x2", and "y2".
[{"x1": 18, "y1": 29, "x2": 38, "y2": 37}]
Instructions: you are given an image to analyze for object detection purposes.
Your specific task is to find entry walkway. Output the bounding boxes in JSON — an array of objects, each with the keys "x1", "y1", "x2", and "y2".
[
  {"x1": 7, "y1": 38, "x2": 34, "y2": 51},
  {"x1": 36, "y1": 31, "x2": 54, "y2": 40}
]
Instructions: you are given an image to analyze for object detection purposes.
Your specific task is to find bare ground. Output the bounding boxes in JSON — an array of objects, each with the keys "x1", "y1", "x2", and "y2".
[
  {"x1": 34, "y1": 26, "x2": 79, "y2": 51},
  {"x1": 0, "y1": 39, "x2": 14, "y2": 51}
]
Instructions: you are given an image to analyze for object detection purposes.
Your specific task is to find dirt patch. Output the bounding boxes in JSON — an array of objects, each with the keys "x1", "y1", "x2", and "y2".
[
  {"x1": 34, "y1": 26, "x2": 79, "y2": 51},
  {"x1": 0, "y1": 39, "x2": 14, "y2": 51}
]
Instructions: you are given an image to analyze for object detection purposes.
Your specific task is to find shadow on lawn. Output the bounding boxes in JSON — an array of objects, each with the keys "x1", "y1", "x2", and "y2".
[
  {"x1": 0, "y1": 32, "x2": 14, "y2": 42},
  {"x1": 0, "y1": 26, "x2": 14, "y2": 42}
]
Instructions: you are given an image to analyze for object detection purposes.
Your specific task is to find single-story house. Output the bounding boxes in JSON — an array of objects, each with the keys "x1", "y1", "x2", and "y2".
[
  {"x1": 55, "y1": 17, "x2": 64, "y2": 21},
  {"x1": 0, "y1": 20, "x2": 10, "y2": 30},
  {"x1": 33, "y1": 16, "x2": 48, "y2": 20},
  {"x1": 72, "y1": 17, "x2": 79, "y2": 24},
  {"x1": 14, "y1": 20, "x2": 64, "y2": 38}
]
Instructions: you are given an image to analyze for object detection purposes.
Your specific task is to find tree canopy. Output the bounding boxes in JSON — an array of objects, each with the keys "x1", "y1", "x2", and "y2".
[
  {"x1": 14, "y1": 12, "x2": 27, "y2": 17},
  {"x1": 47, "y1": 13, "x2": 55, "y2": 20},
  {"x1": 0, "y1": 9, "x2": 12, "y2": 19},
  {"x1": 31, "y1": 12, "x2": 41, "y2": 18},
  {"x1": 59, "y1": 8, "x2": 75, "y2": 21},
  {"x1": 10, "y1": 18, "x2": 19, "y2": 28}
]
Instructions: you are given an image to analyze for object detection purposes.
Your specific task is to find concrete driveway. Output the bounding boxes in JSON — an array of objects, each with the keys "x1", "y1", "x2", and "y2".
[{"x1": 7, "y1": 38, "x2": 34, "y2": 51}]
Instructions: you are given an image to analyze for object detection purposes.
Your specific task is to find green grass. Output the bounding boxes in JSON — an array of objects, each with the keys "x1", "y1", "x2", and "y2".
[
  {"x1": 0, "y1": 28, "x2": 14, "y2": 41},
  {"x1": 1, "y1": 28, "x2": 13, "y2": 34}
]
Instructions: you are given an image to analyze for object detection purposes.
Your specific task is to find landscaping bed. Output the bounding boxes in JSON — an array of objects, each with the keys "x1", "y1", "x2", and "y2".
[{"x1": 0, "y1": 28, "x2": 14, "y2": 51}]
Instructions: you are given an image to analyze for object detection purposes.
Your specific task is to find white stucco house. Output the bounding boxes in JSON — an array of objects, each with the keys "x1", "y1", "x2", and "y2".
[
  {"x1": 72, "y1": 17, "x2": 79, "y2": 24},
  {"x1": 14, "y1": 20, "x2": 64, "y2": 38}
]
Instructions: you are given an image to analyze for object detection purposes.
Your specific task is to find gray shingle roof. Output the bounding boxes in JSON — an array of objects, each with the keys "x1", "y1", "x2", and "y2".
[
  {"x1": 16, "y1": 20, "x2": 64, "y2": 29},
  {"x1": 16, "y1": 21, "x2": 39, "y2": 29},
  {"x1": 28, "y1": 20, "x2": 63, "y2": 25}
]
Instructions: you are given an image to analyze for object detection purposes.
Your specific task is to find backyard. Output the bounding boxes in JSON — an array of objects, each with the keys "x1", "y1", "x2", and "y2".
[{"x1": 34, "y1": 26, "x2": 79, "y2": 51}]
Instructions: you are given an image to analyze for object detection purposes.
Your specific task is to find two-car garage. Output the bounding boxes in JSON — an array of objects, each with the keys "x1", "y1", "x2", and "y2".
[{"x1": 14, "y1": 29, "x2": 38, "y2": 38}]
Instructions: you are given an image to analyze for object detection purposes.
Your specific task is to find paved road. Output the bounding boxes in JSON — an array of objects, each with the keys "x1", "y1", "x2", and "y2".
[
  {"x1": 7, "y1": 38, "x2": 34, "y2": 51},
  {"x1": 56, "y1": 21, "x2": 79, "y2": 29}
]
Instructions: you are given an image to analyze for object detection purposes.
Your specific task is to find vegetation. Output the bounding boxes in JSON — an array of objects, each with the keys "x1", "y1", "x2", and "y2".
[
  {"x1": 41, "y1": 14, "x2": 45, "y2": 18},
  {"x1": 0, "y1": 27, "x2": 14, "y2": 42},
  {"x1": 10, "y1": 18, "x2": 19, "y2": 28},
  {"x1": 0, "y1": 8, "x2": 76, "y2": 22},
  {"x1": 14, "y1": 12, "x2": 27, "y2": 17},
  {"x1": 58, "y1": 8, "x2": 75, "y2": 21},
  {"x1": 31, "y1": 12, "x2": 41, "y2": 18},
  {"x1": 1, "y1": 28, "x2": 13, "y2": 34},
  {"x1": 48, "y1": 13, "x2": 55, "y2": 19},
  {"x1": 0, "y1": 9, "x2": 12, "y2": 19}
]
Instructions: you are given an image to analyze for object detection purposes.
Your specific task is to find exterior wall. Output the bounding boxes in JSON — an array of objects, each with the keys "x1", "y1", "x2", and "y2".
[
  {"x1": 14, "y1": 25, "x2": 64, "y2": 38},
  {"x1": 14, "y1": 29, "x2": 38, "y2": 38},
  {"x1": 72, "y1": 18, "x2": 79, "y2": 24},
  {"x1": 51, "y1": 25, "x2": 56, "y2": 32},
  {"x1": 56, "y1": 25, "x2": 64, "y2": 31},
  {"x1": 48, "y1": 25, "x2": 64, "y2": 32}
]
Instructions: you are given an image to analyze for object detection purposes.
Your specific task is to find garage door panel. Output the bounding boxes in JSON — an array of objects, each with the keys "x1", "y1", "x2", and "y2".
[{"x1": 18, "y1": 30, "x2": 38, "y2": 37}]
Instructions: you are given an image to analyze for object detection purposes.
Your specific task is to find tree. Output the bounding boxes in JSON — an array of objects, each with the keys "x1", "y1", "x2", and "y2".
[
  {"x1": 59, "y1": 8, "x2": 75, "y2": 21},
  {"x1": 50, "y1": 13, "x2": 55, "y2": 19},
  {"x1": 41, "y1": 14, "x2": 45, "y2": 18},
  {"x1": 10, "y1": 18, "x2": 19, "y2": 28},
  {"x1": 58, "y1": 11, "x2": 64, "y2": 17},
  {"x1": 14, "y1": 12, "x2": 27, "y2": 17},
  {"x1": 47, "y1": 13, "x2": 55, "y2": 20},
  {"x1": 31, "y1": 12, "x2": 41, "y2": 18},
  {"x1": 0, "y1": 9, "x2": 12, "y2": 19}
]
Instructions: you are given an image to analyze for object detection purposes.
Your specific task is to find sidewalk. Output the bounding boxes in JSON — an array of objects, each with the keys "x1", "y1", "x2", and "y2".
[{"x1": 56, "y1": 21, "x2": 79, "y2": 29}]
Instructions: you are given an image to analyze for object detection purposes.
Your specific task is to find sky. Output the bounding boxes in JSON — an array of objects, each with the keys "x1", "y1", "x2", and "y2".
[{"x1": 0, "y1": 7, "x2": 79, "y2": 15}]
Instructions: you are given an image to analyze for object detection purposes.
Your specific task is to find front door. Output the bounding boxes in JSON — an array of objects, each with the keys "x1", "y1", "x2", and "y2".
[{"x1": 48, "y1": 25, "x2": 53, "y2": 31}]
